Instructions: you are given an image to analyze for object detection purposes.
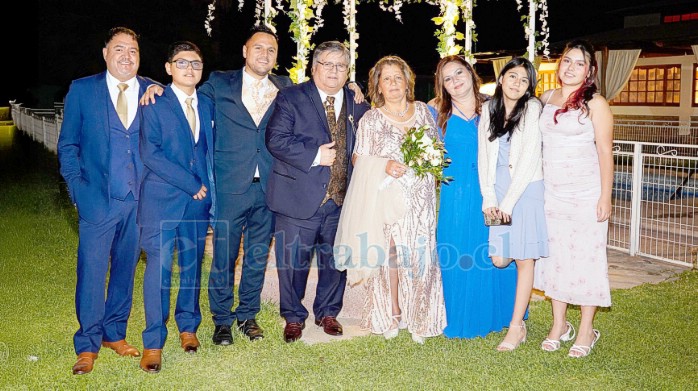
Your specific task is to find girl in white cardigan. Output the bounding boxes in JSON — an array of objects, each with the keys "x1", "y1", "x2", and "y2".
[{"x1": 477, "y1": 57, "x2": 549, "y2": 351}]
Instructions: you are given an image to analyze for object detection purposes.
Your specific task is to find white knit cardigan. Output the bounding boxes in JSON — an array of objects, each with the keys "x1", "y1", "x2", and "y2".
[{"x1": 477, "y1": 98, "x2": 543, "y2": 215}]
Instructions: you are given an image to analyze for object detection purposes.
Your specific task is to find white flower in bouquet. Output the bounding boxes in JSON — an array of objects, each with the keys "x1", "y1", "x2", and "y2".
[{"x1": 399, "y1": 124, "x2": 452, "y2": 183}]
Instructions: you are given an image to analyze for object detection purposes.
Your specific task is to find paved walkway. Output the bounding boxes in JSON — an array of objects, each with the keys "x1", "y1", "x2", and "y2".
[{"x1": 205, "y1": 235, "x2": 690, "y2": 344}]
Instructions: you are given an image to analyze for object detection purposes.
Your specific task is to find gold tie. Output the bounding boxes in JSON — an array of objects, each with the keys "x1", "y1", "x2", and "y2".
[
  {"x1": 252, "y1": 79, "x2": 263, "y2": 100},
  {"x1": 116, "y1": 83, "x2": 129, "y2": 127},
  {"x1": 185, "y1": 97, "x2": 196, "y2": 136},
  {"x1": 250, "y1": 79, "x2": 265, "y2": 125},
  {"x1": 325, "y1": 96, "x2": 336, "y2": 132}
]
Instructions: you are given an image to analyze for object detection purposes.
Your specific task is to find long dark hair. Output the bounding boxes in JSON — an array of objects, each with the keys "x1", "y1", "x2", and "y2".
[
  {"x1": 433, "y1": 55, "x2": 484, "y2": 134},
  {"x1": 554, "y1": 39, "x2": 598, "y2": 124},
  {"x1": 487, "y1": 57, "x2": 538, "y2": 142}
]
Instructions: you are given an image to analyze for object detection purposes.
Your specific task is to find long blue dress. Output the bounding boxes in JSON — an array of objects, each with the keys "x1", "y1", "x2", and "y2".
[{"x1": 430, "y1": 107, "x2": 518, "y2": 339}]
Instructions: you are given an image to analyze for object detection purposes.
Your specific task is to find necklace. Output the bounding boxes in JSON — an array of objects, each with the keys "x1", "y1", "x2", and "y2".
[
  {"x1": 452, "y1": 102, "x2": 476, "y2": 121},
  {"x1": 382, "y1": 102, "x2": 409, "y2": 118}
]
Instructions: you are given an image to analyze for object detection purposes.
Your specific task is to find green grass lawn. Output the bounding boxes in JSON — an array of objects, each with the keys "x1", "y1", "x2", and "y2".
[{"x1": 1, "y1": 132, "x2": 696, "y2": 390}]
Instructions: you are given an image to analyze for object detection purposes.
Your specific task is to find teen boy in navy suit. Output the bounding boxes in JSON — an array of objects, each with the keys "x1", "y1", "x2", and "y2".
[{"x1": 137, "y1": 41, "x2": 215, "y2": 373}]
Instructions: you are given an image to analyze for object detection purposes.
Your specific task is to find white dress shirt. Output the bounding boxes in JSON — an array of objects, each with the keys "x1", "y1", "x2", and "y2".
[
  {"x1": 170, "y1": 84, "x2": 200, "y2": 142},
  {"x1": 242, "y1": 67, "x2": 278, "y2": 178},
  {"x1": 312, "y1": 88, "x2": 345, "y2": 167},
  {"x1": 106, "y1": 72, "x2": 139, "y2": 128}
]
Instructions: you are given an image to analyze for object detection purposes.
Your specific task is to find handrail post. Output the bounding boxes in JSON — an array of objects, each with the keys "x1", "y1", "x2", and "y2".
[{"x1": 628, "y1": 142, "x2": 642, "y2": 256}]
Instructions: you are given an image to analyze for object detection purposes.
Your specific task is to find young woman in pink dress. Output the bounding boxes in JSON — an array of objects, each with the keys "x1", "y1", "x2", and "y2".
[{"x1": 534, "y1": 40, "x2": 614, "y2": 358}]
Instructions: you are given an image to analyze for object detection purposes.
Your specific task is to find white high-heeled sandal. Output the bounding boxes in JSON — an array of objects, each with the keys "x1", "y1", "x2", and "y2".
[
  {"x1": 398, "y1": 316, "x2": 407, "y2": 330},
  {"x1": 411, "y1": 333, "x2": 425, "y2": 344},
  {"x1": 497, "y1": 321, "x2": 527, "y2": 351},
  {"x1": 568, "y1": 329, "x2": 600, "y2": 358},
  {"x1": 383, "y1": 315, "x2": 402, "y2": 340},
  {"x1": 541, "y1": 321, "x2": 576, "y2": 352}
]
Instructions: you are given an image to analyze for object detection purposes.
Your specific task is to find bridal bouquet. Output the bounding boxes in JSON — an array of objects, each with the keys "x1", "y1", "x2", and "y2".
[{"x1": 400, "y1": 124, "x2": 452, "y2": 183}]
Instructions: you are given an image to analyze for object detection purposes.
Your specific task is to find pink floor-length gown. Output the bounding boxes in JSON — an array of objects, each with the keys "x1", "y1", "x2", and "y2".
[
  {"x1": 354, "y1": 102, "x2": 447, "y2": 337},
  {"x1": 534, "y1": 104, "x2": 612, "y2": 307}
]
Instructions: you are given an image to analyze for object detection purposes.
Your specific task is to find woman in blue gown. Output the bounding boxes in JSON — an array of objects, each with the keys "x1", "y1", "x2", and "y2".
[{"x1": 428, "y1": 55, "x2": 518, "y2": 339}]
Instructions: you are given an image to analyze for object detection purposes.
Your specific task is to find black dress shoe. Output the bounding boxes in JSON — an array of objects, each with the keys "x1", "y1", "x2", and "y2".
[
  {"x1": 283, "y1": 321, "x2": 305, "y2": 343},
  {"x1": 237, "y1": 319, "x2": 264, "y2": 341},
  {"x1": 315, "y1": 316, "x2": 343, "y2": 336},
  {"x1": 212, "y1": 325, "x2": 233, "y2": 345}
]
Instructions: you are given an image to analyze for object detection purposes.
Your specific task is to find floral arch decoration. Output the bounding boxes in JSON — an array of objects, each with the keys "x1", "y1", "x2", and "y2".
[{"x1": 204, "y1": 0, "x2": 549, "y2": 83}]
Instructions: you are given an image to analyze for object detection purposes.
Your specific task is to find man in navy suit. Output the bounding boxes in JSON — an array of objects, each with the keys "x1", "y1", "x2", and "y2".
[
  {"x1": 137, "y1": 41, "x2": 215, "y2": 373},
  {"x1": 200, "y1": 26, "x2": 292, "y2": 344},
  {"x1": 266, "y1": 41, "x2": 370, "y2": 342},
  {"x1": 58, "y1": 27, "x2": 157, "y2": 375}
]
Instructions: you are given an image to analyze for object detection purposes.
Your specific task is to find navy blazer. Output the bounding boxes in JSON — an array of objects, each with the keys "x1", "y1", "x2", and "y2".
[
  {"x1": 198, "y1": 70, "x2": 292, "y2": 195},
  {"x1": 137, "y1": 85, "x2": 216, "y2": 229},
  {"x1": 57, "y1": 72, "x2": 156, "y2": 224},
  {"x1": 265, "y1": 80, "x2": 370, "y2": 219}
]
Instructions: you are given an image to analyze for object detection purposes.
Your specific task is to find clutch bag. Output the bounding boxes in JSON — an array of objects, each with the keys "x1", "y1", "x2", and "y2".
[{"x1": 484, "y1": 213, "x2": 512, "y2": 226}]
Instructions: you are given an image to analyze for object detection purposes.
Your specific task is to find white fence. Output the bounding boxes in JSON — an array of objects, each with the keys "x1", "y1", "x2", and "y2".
[
  {"x1": 10, "y1": 103, "x2": 698, "y2": 267},
  {"x1": 11, "y1": 103, "x2": 62, "y2": 153},
  {"x1": 611, "y1": 141, "x2": 697, "y2": 267},
  {"x1": 614, "y1": 119, "x2": 698, "y2": 146}
]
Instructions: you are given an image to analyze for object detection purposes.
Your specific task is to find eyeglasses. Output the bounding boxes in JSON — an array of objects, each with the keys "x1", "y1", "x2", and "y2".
[
  {"x1": 171, "y1": 59, "x2": 204, "y2": 70},
  {"x1": 317, "y1": 61, "x2": 349, "y2": 72}
]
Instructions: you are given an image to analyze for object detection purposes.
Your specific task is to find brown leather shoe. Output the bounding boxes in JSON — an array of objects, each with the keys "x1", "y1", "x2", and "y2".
[
  {"x1": 180, "y1": 332, "x2": 200, "y2": 353},
  {"x1": 237, "y1": 319, "x2": 264, "y2": 341},
  {"x1": 101, "y1": 339, "x2": 140, "y2": 357},
  {"x1": 72, "y1": 352, "x2": 98, "y2": 375},
  {"x1": 139, "y1": 349, "x2": 162, "y2": 373},
  {"x1": 283, "y1": 321, "x2": 305, "y2": 343},
  {"x1": 315, "y1": 316, "x2": 343, "y2": 336}
]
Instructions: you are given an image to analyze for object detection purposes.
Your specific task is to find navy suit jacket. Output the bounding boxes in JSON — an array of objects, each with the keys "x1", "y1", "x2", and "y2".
[
  {"x1": 57, "y1": 72, "x2": 156, "y2": 224},
  {"x1": 265, "y1": 80, "x2": 370, "y2": 220},
  {"x1": 198, "y1": 70, "x2": 292, "y2": 195},
  {"x1": 137, "y1": 85, "x2": 216, "y2": 230}
]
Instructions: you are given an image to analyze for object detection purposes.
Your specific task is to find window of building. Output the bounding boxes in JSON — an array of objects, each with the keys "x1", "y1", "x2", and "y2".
[
  {"x1": 694, "y1": 64, "x2": 698, "y2": 107},
  {"x1": 612, "y1": 65, "x2": 681, "y2": 106},
  {"x1": 535, "y1": 70, "x2": 559, "y2": 97}
]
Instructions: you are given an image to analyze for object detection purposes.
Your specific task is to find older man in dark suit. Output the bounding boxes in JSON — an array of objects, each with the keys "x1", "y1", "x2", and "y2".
[{"x1": 266, "y1": 41, "x2": 370, "y2": 343}]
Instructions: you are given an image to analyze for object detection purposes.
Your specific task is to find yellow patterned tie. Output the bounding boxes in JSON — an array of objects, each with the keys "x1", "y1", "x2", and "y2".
[
  {"x1": 325, "y1": 96, "x2": 336, "y2": 132},
  {"x1": 116, "y1": 83, "x2": 129, "y2": 127},
  {"x1": 250, "y1": 79, "x2": 265, "y2": 125},
  {"x1": 185, "y1": 97, "x2": 196, "y2": 137}
]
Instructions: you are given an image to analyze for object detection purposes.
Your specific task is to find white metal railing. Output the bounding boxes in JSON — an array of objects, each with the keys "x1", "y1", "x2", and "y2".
[
  {"x1": 614, "y1": 119, "x2": 698, "y2": 146},
  {"x1": 9, "y1": 103, "x2": 698, "y2": 267},
  {"x1": 611, "y1": 141, "x2": 697, "y2": 267}
]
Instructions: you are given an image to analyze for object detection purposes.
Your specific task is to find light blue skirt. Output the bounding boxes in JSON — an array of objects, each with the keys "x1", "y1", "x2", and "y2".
[{"x1": 489, "y1": 140, "x2": 549, "y2": 260}]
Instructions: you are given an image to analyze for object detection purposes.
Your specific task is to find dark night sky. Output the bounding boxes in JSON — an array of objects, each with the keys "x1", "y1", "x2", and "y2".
[{"x1": 5, "y1": 0, "x2": 660, "y2": 107}]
